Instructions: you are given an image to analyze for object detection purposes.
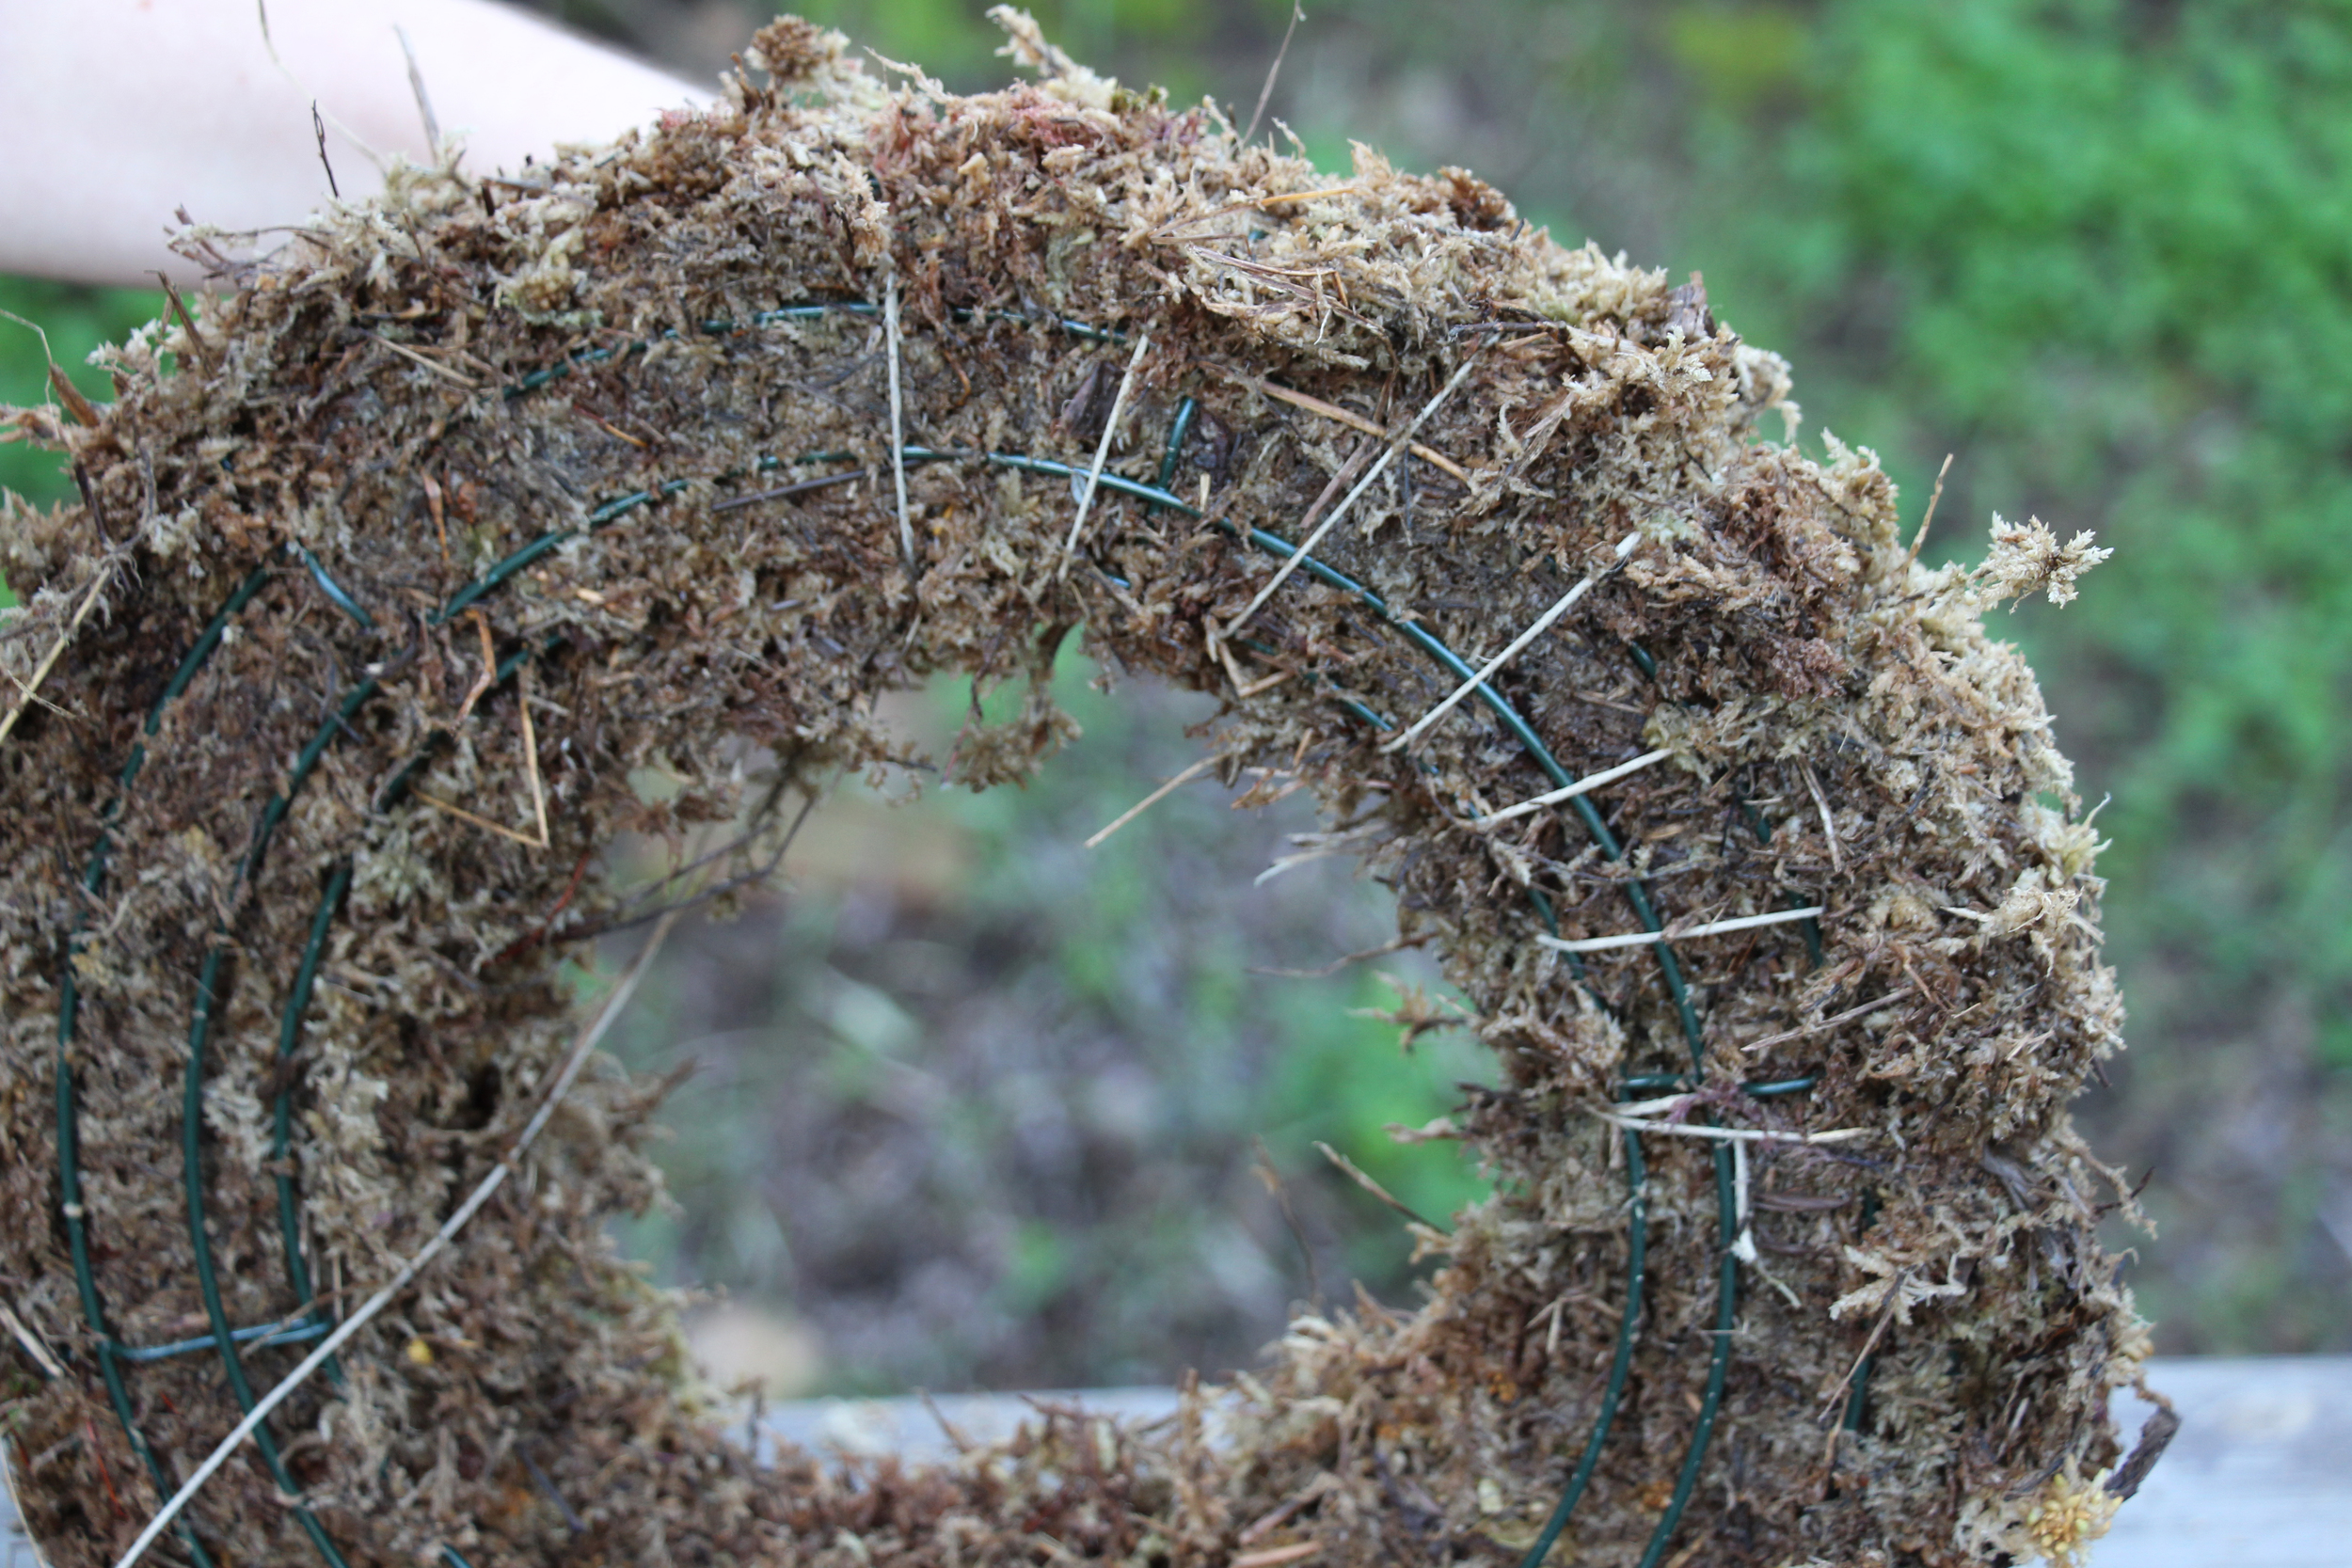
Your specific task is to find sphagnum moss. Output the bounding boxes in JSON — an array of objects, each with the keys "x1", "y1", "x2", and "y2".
[{"x1": 0, "y1": 13, "x2": 2162, "y2": 1568}]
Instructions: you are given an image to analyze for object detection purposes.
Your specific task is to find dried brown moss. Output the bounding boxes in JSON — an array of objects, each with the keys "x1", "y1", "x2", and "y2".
[{"x1": 0, "y1": 14, "x2": 2154, "y2": 1568}]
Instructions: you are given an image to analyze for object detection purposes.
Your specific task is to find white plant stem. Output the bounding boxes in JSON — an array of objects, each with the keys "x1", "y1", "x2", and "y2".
[
  {"x1": 1537, "y1": 904, "x2": 1826, "y2": 955},
  {"x1": 1384, "y1": 532, "x2": 1642, "y2": 752},
  {"x1": 1474, "y1": 747, "x2": 1673, "y2": 829},
  {"x1": 1058, "y1": 331, "x2": 1152, "y2": 578}
]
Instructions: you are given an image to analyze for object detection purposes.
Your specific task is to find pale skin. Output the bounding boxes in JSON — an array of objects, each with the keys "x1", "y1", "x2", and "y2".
[{"x1": 0, "y1": 0, "x2": 711, "y2": 289}]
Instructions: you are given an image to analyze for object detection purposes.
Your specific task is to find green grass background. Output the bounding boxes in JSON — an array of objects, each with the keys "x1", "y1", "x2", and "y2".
[{"x1": 8, "y1": 0, "x2": 2348, "y2": 1358}]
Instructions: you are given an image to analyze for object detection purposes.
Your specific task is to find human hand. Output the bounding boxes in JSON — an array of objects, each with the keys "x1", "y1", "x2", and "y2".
[{"x1": 0, "y1": 0, "x2": 707, "y2": 287}]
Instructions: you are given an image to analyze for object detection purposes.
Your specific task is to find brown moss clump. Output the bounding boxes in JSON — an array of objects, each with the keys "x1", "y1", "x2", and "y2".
[{"x1": 0, "y1": 13, "x2": 2155, "y2": 1568}]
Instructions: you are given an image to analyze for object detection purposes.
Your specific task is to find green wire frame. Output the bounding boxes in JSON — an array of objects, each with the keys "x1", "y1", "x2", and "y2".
[
  {"x1": 183, "y1": 643, "x2": 547, "y2": 1566},
  {"x1": 54, "y1": 566, "x2": 532, "y2": 1565},
  {"x1": 56, "y1": 562, "x2": 276, "y2": 1568},
  {"x1": 50, "y1": 302, "x2": 1836, "y2": 1568}
]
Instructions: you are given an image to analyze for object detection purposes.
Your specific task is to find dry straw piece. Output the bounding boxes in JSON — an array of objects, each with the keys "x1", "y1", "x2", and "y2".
[{"x1": 0, "y1": 12, "x2": 2158, "y2": 1568}]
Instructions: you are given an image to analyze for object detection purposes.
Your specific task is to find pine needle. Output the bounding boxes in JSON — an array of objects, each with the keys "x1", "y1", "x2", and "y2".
[
  {"x1": 1085, "y1": 751, "x2": 1228, "y2": 848},
  {"x1": 1236, "y1": 375, "x2": 1470, "y2": 483},
  {"x1": 0, "y1": 550, "x2": 121, "y2": 753},
  {"x1": 1222, "y1": 356, "x2": 1479, "y2": 638},
  {"x1": 1386, "y1": 532, "x2": 1642, "y2": 752},
  {"x1": 886, "y1": 272, "x2": 914, "y2": 564},
  {"x1": 1314, "y1": 1140, "x2": 1438, "y2": 1232},
  {"x1": 1473, "y1": 748, "x2": 1673, "y2": 829},
  {"x1": 412, "y1": 789, "x2": 544, "y2": 848},
  {"x1": 1057, "y1": 330, "x2": 1152, "y2": 578},
  {"x1": 1538, "y1": 905, "x2": 1826, "y2": 955}
]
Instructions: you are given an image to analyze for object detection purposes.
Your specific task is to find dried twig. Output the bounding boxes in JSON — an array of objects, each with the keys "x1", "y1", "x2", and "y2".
[
  {"x1": 1904, "y1": 452, "x2": 1954, "y2": 568},
  {"x1": 109, "y1": 911, "x2": 678, "y2": 1568},
  {"x1": 310, "y1": 101, "x2": 340, "y2": 198},
  {"x1": 517, "y1": 662, "x2": 549, "y2": 849},
  {"x1": 372, "y1": 331, "x2": 477, "y2": 388},
  {"x1": 1819, "y1": 1286, "x2": 1902, "y2": 1425},
  {"x1": 1232, "y1": 1544, "x2": 1321, "y2": 1568},
  {"x1": 1387, "y1": 531, "x2": 1641, "y2": 752},
  {"x1": 916, "y1": 1389, "x2": 976, "y2": 1454},
  {"x1": 1661, "y1": 1528, "x2": 1716, "y2": 1568},
  {"x1": 1241, "y1": 2, "x2": 1307, "y2": 146},
  {"x1": 1314, "y1": 1140, "x2": 1439, "y2": 1231},
  {"x1": 1232, "y1": 665, "x2": 1292, "y2": 699},
  {"x1": 1, "y1": 1300, "x2": 64, "y2": 1379},
  {"x1": 0, "y1": 549, "x2": 123, "y2": 752},
  {"x1": 1234, "y1": 375, "x2": 1470, "y2": 482},
  {"x1": 155, "y1": 273, "x2": 216, "y2": 371},
  {"x1": 46, "y1": 363, "x2": 99, "y2": 427},
  {"x1": 85, "y1": 1414, "x2": 126, "y2": 1518},
  {"x1": 1057, "y1": 330, "x2": 1152, "y2": 578},
  {"x1": 392, "y1": 24, "x2": 442, "y2": 161},
  {"x1": 1473, "y1": 748, "x2": 1673, "y2": 829},
  {"x1": 1237, "y1": 1476, "x2": 1332, "y2": 1546},
  {"x1": 3, "y1": 663, "x2": 73, "y2": 723},
  {"x1": 2104, "y1": 1402, "x2": 2181, "y2": 1500},
  {"x1": 412, "y1": 789, "x2": 543, "y2": 848},
  {"x1": 1597, "y1": 1112, "x2": 1868, "y2": 1148},
  {"x1": 422, "y1": 472, "x2": 451, "y2": 570},
  {"x1": 1803, "y1": 762, "x2": 1844, "y2": 874},
  {"x1": 1085, "y1": 752, "x2": 1229, "y2": 848},
  {"x1": 453, "y1": 610, "x2": 497, "y2": 722},
  {"x1": 1738, "y1": 985, "x2": 1916, "y2": 1056},
  {"x1": 884, "y1": 273, "x2": 914, "y2": 563},
  {"x1": 1539, "y1": 904, "x2": 1826, "y2": 955}
]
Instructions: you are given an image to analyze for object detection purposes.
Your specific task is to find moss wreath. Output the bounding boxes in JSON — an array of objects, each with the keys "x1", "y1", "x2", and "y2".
[{"x1": 0, "y1": 15, "x2": 2167, "y2": 1568}]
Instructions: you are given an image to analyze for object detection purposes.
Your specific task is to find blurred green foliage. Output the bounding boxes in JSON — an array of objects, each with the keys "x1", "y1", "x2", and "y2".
[
  {"x1": 1707, "y1": 0, "x2": 2352, "y2": 954},
  {"x1": 1667, "y1": 0, "x2": 2352, "y2": 1351},
  {"x1": 0, "y1": 277, "x2": 163, "y2": 607},
  {"x1": 946, "y1": 652, "x2": 1494, "y2": 1267},
  {"x1": 605, "y1": 652, "x2": 1488, "y2": 1392}
]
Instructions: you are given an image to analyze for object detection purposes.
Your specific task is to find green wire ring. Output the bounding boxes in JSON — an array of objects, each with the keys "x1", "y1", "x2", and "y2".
[
  {"x1": 944, "y1": 418, "x2": 1743, "y2": 1564},
  {"x1": 56, "y1": 549, "x2": 532, "y2": 1562},
  {"x1": 113, "y1": 1319, "x2": 328, "y2": 1365},
  {"x1": 57, "y1": 308, "x2": 1814, "y2": 1566},
  {"x1": 410, "y1": 416, "x2": 1747, "y2": 1560},
  {"x1": 275, "y1": 864, "x2": 354, "y2": 1385},
  {"x1": 295, "y1": 545, "x2": 377, "y2": 631},
  {"x1": 183, "y1": 942, "x2": 352, "y2": 1568},
  {"x1": 170, "y1": 673, "x2": 387, "y2": 1567}
]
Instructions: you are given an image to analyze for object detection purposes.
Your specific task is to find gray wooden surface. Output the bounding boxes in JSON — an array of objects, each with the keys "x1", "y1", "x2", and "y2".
[
  {"x1": 2096, "y1": 1356, "x2": 2350, "y2": 1567},
  {"x1": 8, "y1": 1357, "x2": 2344, "y2": 1566}
]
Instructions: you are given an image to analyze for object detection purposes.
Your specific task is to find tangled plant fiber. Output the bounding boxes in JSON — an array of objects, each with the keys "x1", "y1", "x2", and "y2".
[{"x1": 0, "y1": 13, "x2": 2165, "y2": 1568}]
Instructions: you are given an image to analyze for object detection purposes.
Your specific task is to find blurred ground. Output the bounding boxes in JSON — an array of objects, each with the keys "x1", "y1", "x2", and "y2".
[
  {"x1": 597, "y1": 661, "x2": 1487, "y2": 1398},
  {"x1": 6, "y1": 0, "x2": 2349, "y2": 1380}
]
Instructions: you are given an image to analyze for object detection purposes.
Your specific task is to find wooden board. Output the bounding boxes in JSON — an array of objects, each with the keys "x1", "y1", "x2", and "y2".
[{"x1": 8, "y1": 1358, "x2": 2345, "y2": 1565}]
